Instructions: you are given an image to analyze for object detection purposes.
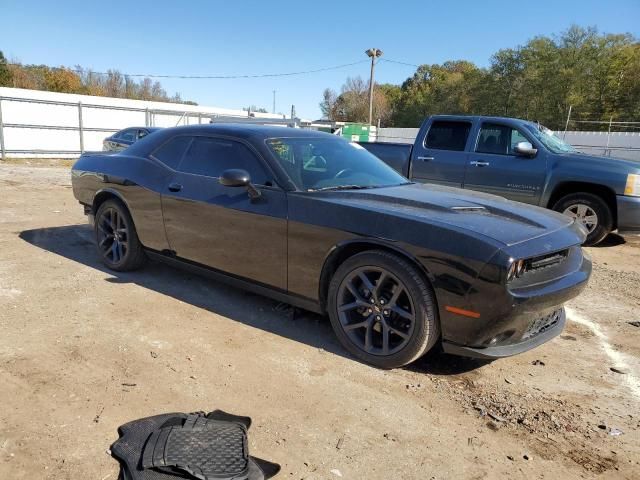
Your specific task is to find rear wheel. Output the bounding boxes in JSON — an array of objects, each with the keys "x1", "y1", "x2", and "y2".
[
  {"x1": 95, "y1": 199, "x2": 146, "y2": 271},
  {"x1": 327, "y1": 250, "x2": 439, "y2": 369},
  {"x1": 553, "y1": 192, "x2": 612, "y2": 246}
]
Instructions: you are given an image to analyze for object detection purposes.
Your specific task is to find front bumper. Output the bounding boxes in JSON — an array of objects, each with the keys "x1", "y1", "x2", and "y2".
[
  {"x1": 438, "y1": 243, "x2": 590, "y2": 359},
  {"x1": 617, "y1": 195, "x2": 640, "y2": 235},
  {"x1": 442, "y1": 308, "x2": 566, "y2": 359}
]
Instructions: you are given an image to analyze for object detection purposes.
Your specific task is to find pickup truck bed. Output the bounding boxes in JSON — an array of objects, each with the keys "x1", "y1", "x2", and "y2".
[{"x1": 358, "y1": 142, "x2": 412, "y2": 177}]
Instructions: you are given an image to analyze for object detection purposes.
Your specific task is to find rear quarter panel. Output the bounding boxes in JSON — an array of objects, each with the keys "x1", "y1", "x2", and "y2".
[{"x1": 72, "y1": 154, "x2": 171, "y2": 251}]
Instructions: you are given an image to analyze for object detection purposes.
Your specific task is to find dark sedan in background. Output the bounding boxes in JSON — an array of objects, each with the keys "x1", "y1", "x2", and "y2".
[
  {"x1": 72, "y1": 124, "x2": 591, "y2": 368},
  {"x1": 103, "y1": 127, "x2": 162, "y2": 152}
]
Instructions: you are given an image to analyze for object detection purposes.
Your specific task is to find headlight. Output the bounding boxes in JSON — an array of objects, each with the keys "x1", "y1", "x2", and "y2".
[
  {"x1": 507, "y1": 259, "x2": 526, "y2": 282},
  {"x1": 624, "y1": 174, "x2": 640, "y2": 197}
]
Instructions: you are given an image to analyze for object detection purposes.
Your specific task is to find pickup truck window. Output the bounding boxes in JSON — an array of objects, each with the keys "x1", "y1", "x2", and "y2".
[
  {"x1": 476, "y1": 123, "x2": 529, "y2": 156},
  {"x1": 424, "y1": 121, "x2": 471, "y2": 151}
]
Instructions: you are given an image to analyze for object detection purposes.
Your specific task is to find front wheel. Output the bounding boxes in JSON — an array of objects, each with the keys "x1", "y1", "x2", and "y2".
[
  {"x1": 552, "y1": 192, "x2": 612, "y2": 246},
  {"x1": 95, "y1": 199, "x2": 146, "y2": 271},
  {"x1": 327, "y1": 250, "x2": 440, "y2": 369}
]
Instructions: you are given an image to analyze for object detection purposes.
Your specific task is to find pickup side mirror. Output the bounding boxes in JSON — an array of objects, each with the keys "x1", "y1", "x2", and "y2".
[
  {"x1": 513, "y1": 141, "x2": 538, "y2": 157},
  {"x1": 219, "y1": 169, "x2": 261, "y2": 199}
]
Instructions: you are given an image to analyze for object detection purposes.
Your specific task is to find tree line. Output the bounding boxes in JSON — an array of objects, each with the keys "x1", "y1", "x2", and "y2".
[
  {"x1": 0, "y1": 51, "x2": 196, "y2": 105},
  {"x1": 320, "y1": 26, "x2": 640, "y2": 130}
]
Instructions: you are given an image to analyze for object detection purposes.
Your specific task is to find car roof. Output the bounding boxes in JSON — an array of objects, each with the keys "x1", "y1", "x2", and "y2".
[
  {"x1": 117, "y1": 126, "x2": 162, "y2": 131},
  {"x1": 431, "y1": 114, "x2": 536, "y2": 126},
  {"x1": 125, "y1": 123, "x2": 341, "y2": 157},
  {"x1": 156, "y1": 123, "x2": 337, "y2": 140}
]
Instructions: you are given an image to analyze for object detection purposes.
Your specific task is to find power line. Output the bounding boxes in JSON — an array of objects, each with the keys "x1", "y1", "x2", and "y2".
[
  {"x1": 8, "y1": 60, "x2": 369, "y2": 80},
  {"x1": 381, "y1": 58, "x2": 421, "y2": 68}
]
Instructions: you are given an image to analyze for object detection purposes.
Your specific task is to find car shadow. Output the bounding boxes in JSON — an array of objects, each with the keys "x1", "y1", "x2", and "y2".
[
  {"x1": 19, "y1": 224, "x2": 485, "y2": 375},
  {"x1": 595, "y1": 233, "x2": 626, "y2": 247}
]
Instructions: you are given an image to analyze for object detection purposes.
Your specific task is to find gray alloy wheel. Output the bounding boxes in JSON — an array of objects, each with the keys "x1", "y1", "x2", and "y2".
[
  {"x1": 95, "y1": 199, "x2": 146, "y2": 271},
  {"x1": 562, "y1": 204, "x2": 598, "y2": 234},
  {"x1": 328, "y1": 250, "x2": 439, "y2": 369},
  {"x1": 553, "y1": 192, "x2": 612, "y2": 246},
  {"x1": 336, "y1": 266, "x2": 416, "y2": 357}
]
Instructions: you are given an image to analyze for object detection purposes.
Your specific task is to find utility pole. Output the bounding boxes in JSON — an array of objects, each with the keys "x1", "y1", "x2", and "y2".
[
  {"x1": 272, "y1": 90, "x2": 276, "y2": 114},
  {"x1": 365, "y1": 48, "x2": 383, "y2": 126}
]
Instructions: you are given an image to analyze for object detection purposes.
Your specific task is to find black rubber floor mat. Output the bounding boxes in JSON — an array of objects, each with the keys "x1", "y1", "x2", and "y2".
[
  {"x1": 111, "y1": 411, "x2": 280, "y2": 480},
  {"x1": 142, "y1": 414, "x2": 249, "y2": 479}
]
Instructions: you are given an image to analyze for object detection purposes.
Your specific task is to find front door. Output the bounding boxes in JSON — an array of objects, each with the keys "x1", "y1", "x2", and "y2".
[
  {"x1": 161, "y1": 135, "x2": 288, "y2": 290},
  {"x1": 463, "y1": 122, "x2": 547, "y2": 205},
  {"x1": 409, "y1": 120, "x2": 473, "y2": 187}
]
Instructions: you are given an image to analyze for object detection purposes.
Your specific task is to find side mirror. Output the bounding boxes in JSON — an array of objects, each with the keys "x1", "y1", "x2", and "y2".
[
  {"x1": 219, "y1": 169, "x2": 261, "y2": 199},
  {"x1": 513, "y1": 141, "x2": 537, "y2": 157}
]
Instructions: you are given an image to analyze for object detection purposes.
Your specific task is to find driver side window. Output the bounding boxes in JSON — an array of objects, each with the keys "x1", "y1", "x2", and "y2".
[{"x1": 476, "y1": 123, "x2": 529, "y2": 156}]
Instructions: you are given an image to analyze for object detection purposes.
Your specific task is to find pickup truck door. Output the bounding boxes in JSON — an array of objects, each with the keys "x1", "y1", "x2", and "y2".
[
  {"x1": 409, "y1": 120, "x2": 473, "y2": 187},
  {"x1": 464, "y1": 122, "x2": 547, "y2": 205},
  {"x1": 160, "y1": 135, "x2": 288, "y2": 290}
]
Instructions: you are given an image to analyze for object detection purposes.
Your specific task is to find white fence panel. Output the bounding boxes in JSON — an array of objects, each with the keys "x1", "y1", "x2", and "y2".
[{"x1": 0, "y1": 87, "x2": 285, "y2": 158}]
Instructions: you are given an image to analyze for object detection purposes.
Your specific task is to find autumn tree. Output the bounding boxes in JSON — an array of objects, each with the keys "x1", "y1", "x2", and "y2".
[
  {"x1": 320, "y1": 76, "x2": 395, "y2": 125},
  {"x1": 2, "y1": 58, "x2": 194, "y2": 104}
]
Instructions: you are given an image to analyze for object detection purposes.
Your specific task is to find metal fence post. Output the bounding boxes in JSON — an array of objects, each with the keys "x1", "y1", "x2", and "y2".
[
  {"x1": 145, "y1": 108, "x2": 149, "y2": 127},
  {"x1": 563, "y1": 105, "x2": 572, "y2": 140},
  {"x1": 0, "y1": 99, "x2": 5, "y2": 161},
  {"x1": 78, "y1": 101, "x2": 84, "y2": 153},
  {"x1": 606, "y1": 116, "x2": 613, "y2": 157}
]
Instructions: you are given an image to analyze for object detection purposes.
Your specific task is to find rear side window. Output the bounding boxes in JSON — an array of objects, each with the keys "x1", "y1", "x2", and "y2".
[
  {"x1": 425, "y1": 121, "x2": 471, "y2": 151},
  {"x1": 151, "y1": 136, "x2": 192, "y2": 170},
  {"x1": 120, "y1": 129, "x2": 136, "y2": 142},
  {"x1": 177, "y1": 137, "x2": 269, "y2": 185},
  {"x1": 476, "y1": 123, "x2": 529, "y2": 155}
]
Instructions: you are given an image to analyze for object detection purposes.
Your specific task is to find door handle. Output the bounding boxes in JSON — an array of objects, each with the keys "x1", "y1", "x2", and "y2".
[
  {"x1": 168, "y1": 183, "x2": 183, "y2": 192},
  {"x1": 417, "y1": 156, "x2": 434, "y2": 162},
  {"x1": 470, "y1": 160, "x2": 490, "y2": 167}
]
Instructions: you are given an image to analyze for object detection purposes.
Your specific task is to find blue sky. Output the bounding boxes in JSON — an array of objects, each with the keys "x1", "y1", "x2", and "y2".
[{"x1": 1, "y1": 0, "x2": 639, "y2": 119}]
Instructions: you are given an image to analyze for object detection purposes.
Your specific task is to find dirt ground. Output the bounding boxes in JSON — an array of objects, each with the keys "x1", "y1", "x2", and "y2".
[{"x1": 0, "y1": 161, "x2": 639, "y2": 480}]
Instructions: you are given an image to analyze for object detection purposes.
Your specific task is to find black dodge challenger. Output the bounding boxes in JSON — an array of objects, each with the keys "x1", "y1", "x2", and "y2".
[{"x1": 71, "y1": 124, "x2": 591, "y2": 368}]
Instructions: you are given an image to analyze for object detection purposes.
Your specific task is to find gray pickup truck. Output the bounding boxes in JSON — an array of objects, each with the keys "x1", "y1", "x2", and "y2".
[{"x1": 360, "y1": 115, "x2": 640, "y2": 245}]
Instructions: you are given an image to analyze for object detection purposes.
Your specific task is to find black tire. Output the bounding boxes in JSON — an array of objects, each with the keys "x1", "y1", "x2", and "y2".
[
  {"x1": 327, "y1": 250, "x2": 439, "y2": 369},
  {"x1": 552, "y1": 192, "x2": 612, "y2": 246},
  {"x1": 94, "y1": 198, "x2": 146, "y2": 271}
]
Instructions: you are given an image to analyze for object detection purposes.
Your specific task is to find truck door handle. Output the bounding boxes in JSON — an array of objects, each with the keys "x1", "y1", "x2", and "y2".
[
  {"x1": 168, "y1": 183, "x2": 183, "y2": 192},
  {"x1": 470, "y1": 160, "x2": 490, "y2": 167},
  {"x1": 417, "y1": 156, "x2": 434, "y2": 162}
]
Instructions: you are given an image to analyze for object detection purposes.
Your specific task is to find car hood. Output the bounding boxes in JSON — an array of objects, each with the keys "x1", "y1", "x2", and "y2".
[
  {"x1": 561, "y1": 151, "x2": 640, "y2": 173},
  {"x1": 319, "y1": 183, "x2": 580, "y2": 247}
]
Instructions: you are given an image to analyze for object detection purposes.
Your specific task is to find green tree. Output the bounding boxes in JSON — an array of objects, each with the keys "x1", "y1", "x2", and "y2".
[
  {"x1": 321, "y1": 25, "x2": 640, "y2": 130},
  {"x1": 0, "y1": 50, "x2": 12, "y2": 86}
]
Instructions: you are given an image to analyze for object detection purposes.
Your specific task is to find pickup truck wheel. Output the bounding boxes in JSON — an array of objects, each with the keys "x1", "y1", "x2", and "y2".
[
  {"x1": 553, "y1": 193, "x2": 612, "y2": 246},
  {"x1": 328, "y1": 250, "x2": 439, "y2": 369},
  {"x1": 95, "y1": 199, "x2": 146, "y2": 271}
]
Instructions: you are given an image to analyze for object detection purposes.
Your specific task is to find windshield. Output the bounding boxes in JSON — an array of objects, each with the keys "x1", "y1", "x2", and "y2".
[
  {"x1": 523, "y1": 123, "x2": 577, "y2": 154},
  {"x1": 266, "y1": 137, "x2": 409, "y2": 191}
]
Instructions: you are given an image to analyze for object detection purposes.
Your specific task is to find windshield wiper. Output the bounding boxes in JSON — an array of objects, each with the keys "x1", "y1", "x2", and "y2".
[{"x1": 307, "y1": 184, "x2": 374, "y2": 192}]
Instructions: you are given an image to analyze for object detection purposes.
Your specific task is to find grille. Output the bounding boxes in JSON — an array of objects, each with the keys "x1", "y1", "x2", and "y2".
[
  {"x1": 523, "y1": 309, "x2": 562, "y2": 340},
  {"x1": 525, "y1": 250, "x2": 569, "y2": 273}
]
